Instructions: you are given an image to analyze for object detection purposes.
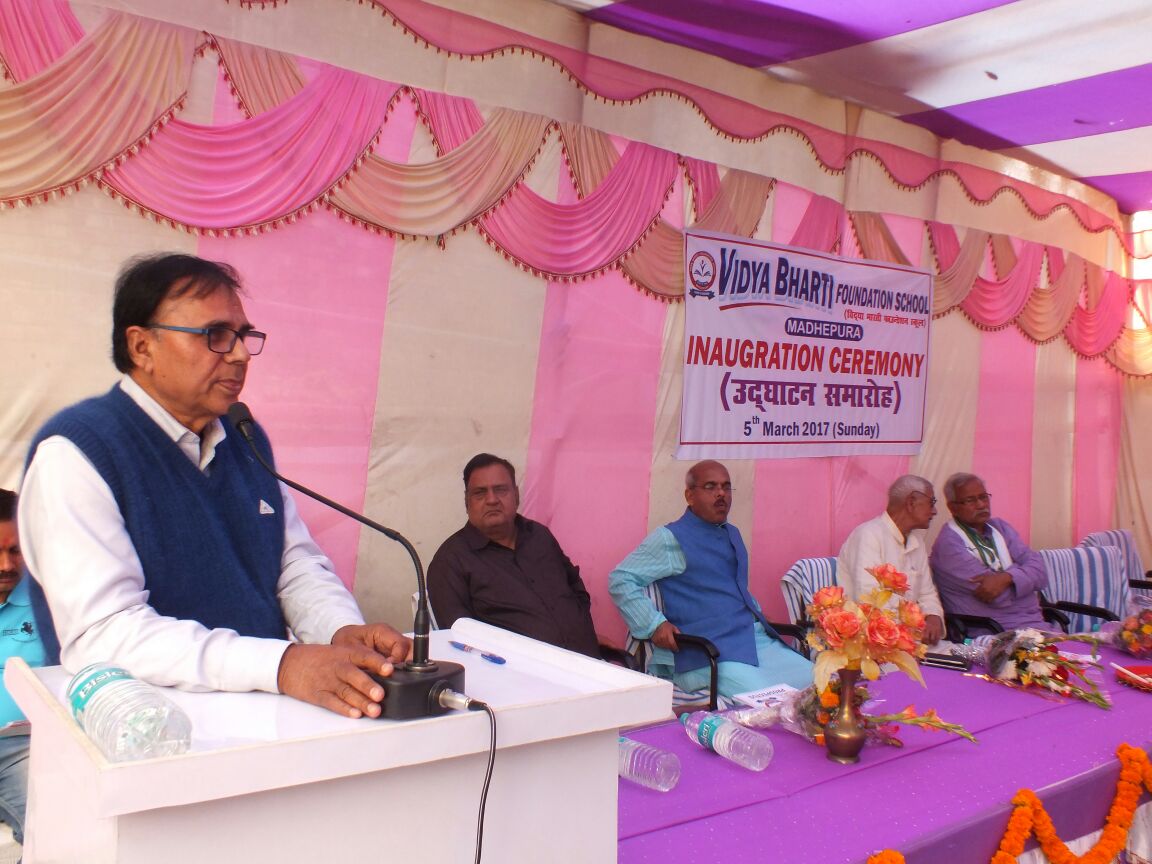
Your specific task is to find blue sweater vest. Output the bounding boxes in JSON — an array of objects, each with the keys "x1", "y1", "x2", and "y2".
[
  {"x1": 662, "y1": 509, "x2": 773, "y2": 673},
  {"x1": 27, "y1": 387, "x2": 288, "y2": 663}
]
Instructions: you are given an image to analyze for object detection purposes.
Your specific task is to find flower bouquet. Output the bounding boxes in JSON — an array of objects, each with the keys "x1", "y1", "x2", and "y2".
[
  {"x1": 806, "y1": 564, "x2": 927, "y2": 692},
  {"x1": 966, "y1": 628, "x2": 1110, "y2": 709},
  {"x1": 1101, "y1": 607, "x2": 1152, "y2": 659},
  {"x1": 763, "y1": 674, "x2": 976, "y2": 748},
  {"x1": 779, "y1": 565, "x2": 974, "y2": 759}
]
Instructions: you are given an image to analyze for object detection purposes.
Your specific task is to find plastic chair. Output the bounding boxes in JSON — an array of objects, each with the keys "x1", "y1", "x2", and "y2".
[{"x1": 1038, "y1": 546, "x2": 1127, "y2": 633}]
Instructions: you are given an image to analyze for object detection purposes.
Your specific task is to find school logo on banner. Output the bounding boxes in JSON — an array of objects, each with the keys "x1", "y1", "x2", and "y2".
[{"x1": 678, "y1": 230, "x2": 932, "y2": 459}]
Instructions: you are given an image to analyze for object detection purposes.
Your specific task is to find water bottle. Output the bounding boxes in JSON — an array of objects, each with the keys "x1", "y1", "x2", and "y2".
[
  {"x1": 67, "y1": 664, "x2": 192, "y2": 762},
  {"x1": 681, "y1": 710, "x2": 773, "y2": 771},
  {"x1": 618, "y1": 736, "x2": 681, "y2": 792}
]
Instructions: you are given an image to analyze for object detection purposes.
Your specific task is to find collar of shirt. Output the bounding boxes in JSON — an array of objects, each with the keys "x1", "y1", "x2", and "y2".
[
  {"x1": 882, "y1": 510, "x2": 924, "y2": 551},
  {"x1": 462, "y1": 513, "x2": 530, "y2": 551},
  {"x1": 119, "y1": 376, "x2": 225, "y2": 472}
]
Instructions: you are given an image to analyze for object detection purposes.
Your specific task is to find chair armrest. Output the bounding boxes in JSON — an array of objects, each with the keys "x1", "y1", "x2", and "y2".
[
  {"x1": 598, "y1": 642, "x2": 640, "y2": 671},
  {"x1": 768, "y1": 621, "x2": 811, "y2": 658},
  {"x1": 1130, "y1": 578, "x2": 1152, "y2": 591},
  {"x1": 944, "y1": 612, "x2": 1004, "y2": 642},
  {"x1": 1042, "y1": 599, "x2": 1120, "y2": 623},
  {"x1": 672, "y1": 633, "x2": 720, "y2": 711},
  {"x1": 1040, "y1": 605, "x2": 1071, "y2": 632},
  {"x1": 769, "y1": 621, "x2": 807, "y2": 642}
]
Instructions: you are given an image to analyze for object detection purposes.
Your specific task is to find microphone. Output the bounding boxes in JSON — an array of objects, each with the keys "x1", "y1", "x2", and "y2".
[{"x1": 226, "y1": 402, "x2": 464, "y2": 719}]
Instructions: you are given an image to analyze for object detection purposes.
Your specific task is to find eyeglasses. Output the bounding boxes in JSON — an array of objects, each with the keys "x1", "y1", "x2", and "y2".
[
  {"x1": 467, "y1": 484, "x2": 514, "y2": 501},
  {"x1": 911, "y1": 493, "x2": 937, "y2": 507},
  {"x1": 148, "y1": 324, "x2": 266, "y2": 355},
  {"x1": 954, "y1": 492, "x2": 992, "y2": 507},
  {"x1": 692, "y1": 482, "x2": 734, "y2": 493}
]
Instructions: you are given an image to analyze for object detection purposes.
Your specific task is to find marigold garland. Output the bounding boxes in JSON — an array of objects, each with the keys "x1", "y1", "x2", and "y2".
[
  {"x1": 869, "y1": 745, "x2": 1150, "y2": 864},
  {"x1": 990, "y1": 743, "x2": 1152, "y2": 864}
]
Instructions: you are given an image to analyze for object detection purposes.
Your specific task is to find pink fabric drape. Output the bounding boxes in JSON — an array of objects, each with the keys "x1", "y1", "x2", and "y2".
[
  {"x1": 961, "y1": 242, "x2": 1044, "y2": 329},
  {"x1": 1073, "y1": 356, "x2": 1122, "y2": 540},
  {"x1": 1017, "y1": 252, "x2": 1085, "y2": 344},
  {"x1": 0, "y1": 0, "x2": 82, "y2": 82},
  {"x1": 973, "y1": 329, "x2": 1037, "y2": 538},
  {"x1": 0, "y1": 12, "x2": 194, "y2": 202},
  {"x1": 523, "y1": 274, "x2": 668, "y2": 643},
  {"x1": 1064, "y1": 270, "x2": 1132, "y2": 357},
  {"x1": 789, "y1": 194, "x2": 844, "y2": 253},
  {"x1": 105, "y1": 68, "x2": 398, "y2": 231},
  {"x1": 417, "y1": 88, "x2": 681, "y2": 279}
]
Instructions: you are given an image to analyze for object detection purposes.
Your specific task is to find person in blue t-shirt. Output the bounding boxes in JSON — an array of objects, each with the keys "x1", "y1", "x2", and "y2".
[{"x1": 0, "y1": 488, "x2": 45, "y2": 846}]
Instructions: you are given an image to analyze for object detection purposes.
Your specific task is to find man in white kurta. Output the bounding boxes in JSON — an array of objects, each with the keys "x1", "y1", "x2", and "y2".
[{"x1": 836, "y1": 474, "x2": 945, "y2": 644}]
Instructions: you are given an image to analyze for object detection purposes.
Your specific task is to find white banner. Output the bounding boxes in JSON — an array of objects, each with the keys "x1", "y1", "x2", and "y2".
[{"x1": 678, "y1": 230, "x2": 932, "y2": 459}]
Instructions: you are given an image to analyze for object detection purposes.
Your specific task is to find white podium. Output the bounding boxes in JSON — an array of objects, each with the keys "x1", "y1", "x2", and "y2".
[{"x1": 6, "y1": 620, "x2": 671, "y2": 863}]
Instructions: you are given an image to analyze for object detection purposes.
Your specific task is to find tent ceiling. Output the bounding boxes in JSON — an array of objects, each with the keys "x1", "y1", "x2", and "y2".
[{"x1": 548, "y1": 0, "x2": 1152, "y2": 215}]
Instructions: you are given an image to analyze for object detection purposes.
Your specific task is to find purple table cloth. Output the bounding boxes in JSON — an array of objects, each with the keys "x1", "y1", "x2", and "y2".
[{"x1": 618, "y1": 647, "x2": 1152, "y2": 864}]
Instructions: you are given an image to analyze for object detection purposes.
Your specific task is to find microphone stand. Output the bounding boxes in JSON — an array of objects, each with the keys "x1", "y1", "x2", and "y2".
[{"x1": 227, "y1": 403, "x2": 464, "y2": 719}]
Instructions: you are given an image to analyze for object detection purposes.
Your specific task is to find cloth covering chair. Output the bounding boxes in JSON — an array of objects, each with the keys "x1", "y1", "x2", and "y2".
[
  {"x1": 780, "y1": 557, "x2": 838, "y2": 630},
  {"x1": 1081, "y1": 529, "x2": 1152, "y2": 598},
  {"x1": 1037, "y1": 545, "x2": 1127, "y2": 633}
]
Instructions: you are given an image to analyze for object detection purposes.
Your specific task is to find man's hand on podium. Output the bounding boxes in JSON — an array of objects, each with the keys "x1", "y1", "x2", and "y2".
[
  {"x1": 332, "y1": 623, "x2": 413, "y2": 665},
  {"x1": 277, "y1": 635, "x2": 402, "y2": 719}
]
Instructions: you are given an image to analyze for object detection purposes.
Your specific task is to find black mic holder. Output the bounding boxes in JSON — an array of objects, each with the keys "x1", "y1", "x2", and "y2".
[{"x1": 227, "y1": 404, "x2": 463, "y2": 719}]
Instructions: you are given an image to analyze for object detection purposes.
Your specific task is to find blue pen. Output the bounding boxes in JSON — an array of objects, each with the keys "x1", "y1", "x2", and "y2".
[{"x1": 450, "y1": 641, "x2": 506, "y2": 664}]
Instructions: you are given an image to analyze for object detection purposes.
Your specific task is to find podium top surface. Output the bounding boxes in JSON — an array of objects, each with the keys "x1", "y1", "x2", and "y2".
[{"x1": 8, "y1": 620, "x2": 670, "y2": 815}]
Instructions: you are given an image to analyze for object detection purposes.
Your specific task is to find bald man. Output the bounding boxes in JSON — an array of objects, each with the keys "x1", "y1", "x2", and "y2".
[{"x1": 609, "y1": 461, "x2": 812, "y2": 699}]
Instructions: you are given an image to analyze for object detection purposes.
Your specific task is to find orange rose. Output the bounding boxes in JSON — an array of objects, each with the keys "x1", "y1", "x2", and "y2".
[
  {"x1": 865, "y1": 612, "x2": 903, "y2": 649},
  {"x1": 898, "y1": 599, "x2": 926, "y2": 631},
  {"x1": 867, "y1": 563, "x2": 910, "y2": 594},
  {"x1": 812, "y1": 585, "x2": 846, "y2": 609},
  {"x1": 819, "y1": 608, "x2": 861, "y2": 648},
  {"x1": 893, "y1": 625, "x2": 919, "y2": 652}
]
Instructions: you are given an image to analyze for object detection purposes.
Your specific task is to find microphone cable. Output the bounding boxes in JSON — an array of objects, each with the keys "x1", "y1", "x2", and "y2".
[
  {"x1": 439, "y1": 689, "x2": 497, "y2": 864},
  {"x1": 474, "y1": 701, "x2": 496, "y2": 864}
]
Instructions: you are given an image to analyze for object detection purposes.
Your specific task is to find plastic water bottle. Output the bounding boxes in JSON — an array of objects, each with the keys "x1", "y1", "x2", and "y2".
[
  {"x1": 681, "y1": 710, "x2": 773, "y2": 771},
  {"x1": 618, "y1": 737, "x2": 681, "y2": 791},
  {"x1": 67, "y1": 664, "x2": 192, "y2": 762}
]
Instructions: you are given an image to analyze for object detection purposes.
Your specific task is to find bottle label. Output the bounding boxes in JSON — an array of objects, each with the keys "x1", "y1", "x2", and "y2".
[
  {"x1": 695, "y1": 715, "x2": 726, "y2": 751},
  {"x1": 68, "y1": 666, "x2": 132, "y2": 719}
]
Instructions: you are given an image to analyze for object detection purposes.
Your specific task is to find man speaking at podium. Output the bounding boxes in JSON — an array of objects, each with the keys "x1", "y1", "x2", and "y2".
[{"x1": 20, "y1": 254, "x2": 410, "y2": 719}]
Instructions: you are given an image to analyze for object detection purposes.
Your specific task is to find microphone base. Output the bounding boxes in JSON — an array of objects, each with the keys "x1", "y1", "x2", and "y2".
[{"x1": 372, "y1": 660, "x2": 466, "y2": 719}]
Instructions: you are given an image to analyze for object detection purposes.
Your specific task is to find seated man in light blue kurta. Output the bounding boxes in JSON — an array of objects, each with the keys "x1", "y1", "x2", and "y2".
[
  {"x1": 609, "y1": 461, "x2": 812, "y2": 699},
  {"x1": 0, "y1": 489, "x2": 46, "y2": 848}
]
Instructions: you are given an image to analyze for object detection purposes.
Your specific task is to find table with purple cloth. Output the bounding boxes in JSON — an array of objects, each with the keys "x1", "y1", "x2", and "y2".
[{"x1": 618, "y1": 646, "x2": 1152, "y2": 864}]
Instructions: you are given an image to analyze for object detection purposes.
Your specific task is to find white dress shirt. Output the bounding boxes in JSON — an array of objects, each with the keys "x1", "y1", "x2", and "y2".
[
  {"x1": 19, "y1": 377, "x2": 364, "y2": 693},
  {"x1": 836, "y1": 511, "x2": 944, "y2": 620}
]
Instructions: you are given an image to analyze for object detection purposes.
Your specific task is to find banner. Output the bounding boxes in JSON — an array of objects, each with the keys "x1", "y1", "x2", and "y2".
[{"x1": 678, "y1": 230, "x2": 932, "y2": 459}]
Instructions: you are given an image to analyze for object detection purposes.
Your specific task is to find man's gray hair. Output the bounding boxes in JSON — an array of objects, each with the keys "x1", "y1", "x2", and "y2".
[
  {"x1": 887, "y1": 474, "x2": 932, "y2": 508},
  {"x1": 943, "y1": 472, "x2": 983, "y2": 503}
]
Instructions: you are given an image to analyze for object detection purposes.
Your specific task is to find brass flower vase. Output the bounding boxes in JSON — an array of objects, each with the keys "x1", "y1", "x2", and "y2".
[{"x1": 824, "y1": 667, "x2": 866, "y2": 764}]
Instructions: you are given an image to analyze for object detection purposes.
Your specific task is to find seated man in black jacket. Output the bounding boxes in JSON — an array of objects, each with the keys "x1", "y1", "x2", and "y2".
[{"x1": 427, "y1": 453, "x2": 600, "y2": 657}]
